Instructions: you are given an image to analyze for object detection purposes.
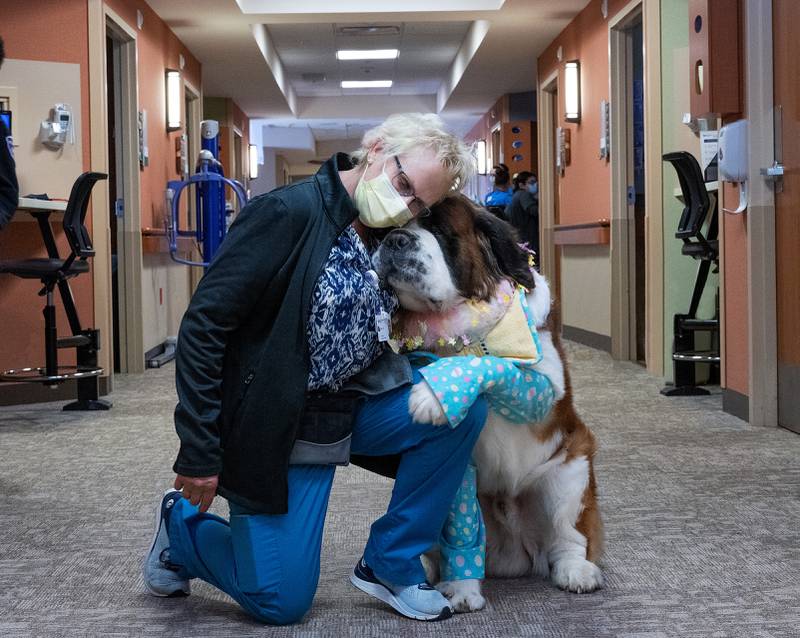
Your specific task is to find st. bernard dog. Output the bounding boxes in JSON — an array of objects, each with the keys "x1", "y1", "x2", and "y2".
[{"x1": 372, "y1": 194, "x2": 604, "y2": 612}]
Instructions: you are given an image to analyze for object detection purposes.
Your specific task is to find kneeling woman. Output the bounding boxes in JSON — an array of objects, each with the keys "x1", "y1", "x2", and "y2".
[{"x1": 142, "y1": 114, "x2": 487, "y2": 624}]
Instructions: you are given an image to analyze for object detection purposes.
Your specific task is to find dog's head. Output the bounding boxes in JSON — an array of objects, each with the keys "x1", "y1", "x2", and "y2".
[{"x1": 373, "y1": 194, "x2": 535, "y2": 312}]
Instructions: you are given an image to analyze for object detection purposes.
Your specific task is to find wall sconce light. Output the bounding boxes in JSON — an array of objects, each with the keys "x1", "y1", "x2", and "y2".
[
  {"x1": 166, "y1": 69, "x2": 182, "y2": 131},
  {"x1": 248, "y1": 144, "x2": 259, "y2": 180},
  {"x1": 476, "y1": 139, "x2": 487, "y2": 175},
  {"x1": 564, "y1": 60, "x2": 581, "y2": 123}
]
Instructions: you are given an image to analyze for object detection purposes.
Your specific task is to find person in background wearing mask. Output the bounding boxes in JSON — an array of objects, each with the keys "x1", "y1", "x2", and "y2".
[
  {"x1": 142, "y1": 113, "x2": 488, "y2": 625},
  {"x1": 483, "y1": 163, "x2": 513, "y2": 218},
  {"x1": 510, "y1": 170, "x2": 528, "y2": 193},
  {"x1": 0, "y1": 36, "x2": 19, "y2": 230},
  {"x1": 506, "y1": 170, "x2": 540, "y2": 264}
]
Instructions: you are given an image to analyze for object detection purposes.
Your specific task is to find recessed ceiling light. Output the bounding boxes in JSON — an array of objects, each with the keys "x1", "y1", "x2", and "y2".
[
  {"x1": 341, "y1": 80, "x2": 393, "y2": 88},
  {"x1": 336, "y1": 26, "x2": 401, "y2": 36},
  {"x1": 336, "y1": 49, "x2": 399, "y2": 60}
]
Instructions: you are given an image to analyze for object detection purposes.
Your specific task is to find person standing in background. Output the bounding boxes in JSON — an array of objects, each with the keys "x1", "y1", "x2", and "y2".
[
  {"x1": 483, "y1": 163, "x2": 512, "y2": 218},
  {"x1": 506, "y1": 171, "x2": 540, "y2": 264},
  {"x1": 0, "y1": 36, "x2": 19, "y2": 230}
]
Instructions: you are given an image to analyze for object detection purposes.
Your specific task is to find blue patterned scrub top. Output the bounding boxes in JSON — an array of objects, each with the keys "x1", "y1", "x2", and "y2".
[{"x1": 306, "y1": 225, "x2": 398, "y2": 392}]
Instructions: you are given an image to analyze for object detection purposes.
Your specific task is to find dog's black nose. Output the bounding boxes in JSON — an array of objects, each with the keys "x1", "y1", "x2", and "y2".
[{"x1": 384, "y1": 229, "x2": 415, "y2": 251}]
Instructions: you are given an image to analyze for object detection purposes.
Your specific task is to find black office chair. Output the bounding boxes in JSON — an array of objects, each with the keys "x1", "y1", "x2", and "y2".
[
  {"x1": 0, "y1": 172, "x2": 111, "y2": 410},
  {"x1": 662, "y1": 152, "x2": 720, "y2": 396}
]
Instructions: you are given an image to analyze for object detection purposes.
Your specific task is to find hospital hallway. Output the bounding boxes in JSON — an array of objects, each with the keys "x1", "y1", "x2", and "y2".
[
  {"x1": 3, "y1": 0, "x2": 800, "y2": 635},
  {"x1": 1, "y1": 340, "x2": 797, "y2": 637}
]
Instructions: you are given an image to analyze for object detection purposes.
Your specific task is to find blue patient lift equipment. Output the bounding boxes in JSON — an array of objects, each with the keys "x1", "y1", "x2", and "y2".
[{"x1": 166, "y1": 120, "x2": 247, "y2": 270}]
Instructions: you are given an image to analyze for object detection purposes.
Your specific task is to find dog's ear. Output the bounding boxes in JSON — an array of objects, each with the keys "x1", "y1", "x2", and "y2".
[{"x1": 474, "y1": 210, "x2": 536, "y2": 290}]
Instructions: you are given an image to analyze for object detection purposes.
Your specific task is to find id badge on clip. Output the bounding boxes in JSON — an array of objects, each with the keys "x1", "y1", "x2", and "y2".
[{"x1": 375, "y1": 310, "x2": 391, "y2": 342}]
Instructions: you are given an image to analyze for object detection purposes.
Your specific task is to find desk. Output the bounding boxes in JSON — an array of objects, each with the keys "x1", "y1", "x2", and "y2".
[
  {"x1": 14, "y1": 197, "x2": 68, "y2": 222},
  {"x1": 17, "y1": 197, "x2": 68, "y2": 212}
]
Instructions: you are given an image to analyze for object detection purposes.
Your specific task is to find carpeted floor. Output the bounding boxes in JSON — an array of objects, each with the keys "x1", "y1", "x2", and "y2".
[{"x1": 1, "y1": 341, "x2": 798, "y2": 637}]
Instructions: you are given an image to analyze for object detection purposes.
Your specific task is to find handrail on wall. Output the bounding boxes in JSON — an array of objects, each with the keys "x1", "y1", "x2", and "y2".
[{"x1": 553, "y1": 219, "x2": 611, "y2": 245}]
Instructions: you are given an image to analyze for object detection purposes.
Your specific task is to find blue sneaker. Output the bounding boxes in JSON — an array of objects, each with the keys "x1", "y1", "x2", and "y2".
[
  {"x1": 350, "y1": 557, "x2": 453, "y2": 621},
  {"x1": 142, "y1": 489, "x2": 190, "y2": 597}
]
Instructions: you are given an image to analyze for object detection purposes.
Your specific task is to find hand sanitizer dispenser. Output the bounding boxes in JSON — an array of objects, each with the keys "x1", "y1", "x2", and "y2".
[{"x1": 717, "y1": 119, "x2": 748, "y2": 214}]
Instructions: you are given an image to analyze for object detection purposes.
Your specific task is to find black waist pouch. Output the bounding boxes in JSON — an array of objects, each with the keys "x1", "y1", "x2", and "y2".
[{"x1": 289, "y1": 390, "x2": 363, "y2": 466}]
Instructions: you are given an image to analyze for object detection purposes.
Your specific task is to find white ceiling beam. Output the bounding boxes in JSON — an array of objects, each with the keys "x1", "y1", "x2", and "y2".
[
  {"x1": 297, "y1": 94, "x2": 437, "y2": 118},
  {"x1": 260, "y1": 125, "x2": 317, "y2": 151},
  {"x1": 237, "y1": 0, "x2": 504, "y2": 14},
  {"x1": 251, "y1": 24, "x2": 298, "y2": 115},
  {"x1": 437, "y1": 19, "x2": 491, "y2": 113}
]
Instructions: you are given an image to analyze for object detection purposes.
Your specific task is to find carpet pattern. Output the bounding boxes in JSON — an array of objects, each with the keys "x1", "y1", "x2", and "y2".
[{"x1": 1, "y1": 342, "x2": 798, "y2": 637}]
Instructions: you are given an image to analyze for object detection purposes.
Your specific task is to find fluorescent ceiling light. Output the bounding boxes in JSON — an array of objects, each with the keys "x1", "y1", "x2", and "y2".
[
  {"x1": 336, "y1": 49, "x2": 399, "y2": 60},
  {"x1": 341, "y1": 80, "x2": 393, "y2": 88}
]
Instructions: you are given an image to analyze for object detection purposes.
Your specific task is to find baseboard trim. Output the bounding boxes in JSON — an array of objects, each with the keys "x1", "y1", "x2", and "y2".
[
  {"x1": 0, "y1": 376, "x2": 111, "y2": 407},
  {"x1": 722, "y1": 388, "x2": 749, "y2": 423},
  {"x1": 562, "y1": 325, "x2": 612, "y2": 353}
]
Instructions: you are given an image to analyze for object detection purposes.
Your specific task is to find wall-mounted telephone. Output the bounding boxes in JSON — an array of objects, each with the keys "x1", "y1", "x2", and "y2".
[
  {"x1": 38, "y1": 103, "x2": 74, "y2": 150},
  {"x1": 717, "y1": 119, "x2": 748, "y2": 214}
]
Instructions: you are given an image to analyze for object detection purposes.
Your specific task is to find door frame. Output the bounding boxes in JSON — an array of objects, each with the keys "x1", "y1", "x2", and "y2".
[
  {"x1": 184, "y1": 79, "x2": 204, "y2": 292},
  {"x1": 742, "y1": 0, "x2": 778, "y2": 426},
  {"x1": 609, "y1": 0, "x2": 644, "y2": 362},
  {"x1": 89, "y1": 2, "x2": 145, "y2": 374},
  {"x1": 536, "y1": 70, "x2": 559, "y2": 287},
  {"x1": 643, "y1": 0, "x2": 664, "y2": 375}
]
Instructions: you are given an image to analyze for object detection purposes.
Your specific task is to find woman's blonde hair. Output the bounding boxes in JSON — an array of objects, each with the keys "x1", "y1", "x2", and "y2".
[{"x1": 351, "y1": 113, "x2": 476, "y2": 192}]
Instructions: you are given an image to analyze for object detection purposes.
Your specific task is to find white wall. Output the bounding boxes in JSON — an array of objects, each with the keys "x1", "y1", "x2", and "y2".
[
  {"x1": 250, "y1": 147, "x2": 278, "y2": 196},
  {"x1": 140, "y1": 253, "x2": 193, "y2": 353},
  {"x1": 560, "y1": 245, "x2": 612, "y2": 338},
  {"x1": 0, "y1": 59, "x2": 83, "y2": 198}
]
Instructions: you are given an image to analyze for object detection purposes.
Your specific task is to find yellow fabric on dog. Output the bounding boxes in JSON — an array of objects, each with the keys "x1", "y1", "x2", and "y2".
[{"x1": 462, "y1": 288, "x2": 541, "y2": 362}]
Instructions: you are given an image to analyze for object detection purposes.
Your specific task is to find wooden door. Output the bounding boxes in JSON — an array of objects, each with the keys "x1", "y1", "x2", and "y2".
[{"x1": 774, "y1": 0, "x2": 800, "y2": 433}]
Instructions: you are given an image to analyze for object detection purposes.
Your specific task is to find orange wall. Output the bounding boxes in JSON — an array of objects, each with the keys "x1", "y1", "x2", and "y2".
[
  {"x1": 0, "y1": 0, "x2": 202, "y2": 374},
  {"x1": 537, "y1": 0, "x2": 632, "y2": 225},
  {"x1": 104, "y1": 0, "x2": 202, "y2": 230},
  {"x1": 465, "y1": 95, "x2": 507, "y2": 145},
  {"x1": 0, "y1": 0, "x2": 92, "y2": 369}
]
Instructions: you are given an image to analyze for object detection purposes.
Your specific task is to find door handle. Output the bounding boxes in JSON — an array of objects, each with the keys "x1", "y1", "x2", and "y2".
[{"x1": 760, "y1": 162, "x2": 785, "y2": 179}]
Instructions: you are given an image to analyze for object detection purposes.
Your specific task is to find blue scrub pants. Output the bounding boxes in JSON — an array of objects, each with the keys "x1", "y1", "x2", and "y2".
[{"x1": 166, "y1": 372, "x2": 487, "y2": 625}]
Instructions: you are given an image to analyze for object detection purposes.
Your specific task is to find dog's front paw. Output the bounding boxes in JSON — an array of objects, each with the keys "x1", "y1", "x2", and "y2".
[
  {"x1": 551, "y1": 558, "x2": 603, "y2": 593},
  {"x1": 436, "y1": 579, "x2": 486, "y2": 613},
  {"x1": 408, "y1": 381, "x2": 448, "y2": 425}
]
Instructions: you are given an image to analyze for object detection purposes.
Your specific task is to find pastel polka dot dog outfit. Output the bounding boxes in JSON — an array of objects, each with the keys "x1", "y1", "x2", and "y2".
[{"x1": 397, "y1": 274, "x2": 562, "y2": 582}]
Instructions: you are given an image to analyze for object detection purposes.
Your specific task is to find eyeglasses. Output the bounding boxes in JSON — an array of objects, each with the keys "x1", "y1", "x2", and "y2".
[{"x1": 392, "y1": 156, "x2": 432, "y2": 218}]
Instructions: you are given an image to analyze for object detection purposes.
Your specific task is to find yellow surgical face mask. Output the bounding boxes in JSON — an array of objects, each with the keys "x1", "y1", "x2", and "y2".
[{"x1": 354, "y1": 161, "x2": 414, "y2": 228}]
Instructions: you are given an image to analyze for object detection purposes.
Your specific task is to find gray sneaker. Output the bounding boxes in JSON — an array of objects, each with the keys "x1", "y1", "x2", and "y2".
[
  {"x1": 142, "y1": 489, "x2": 190, "y2": 597},
  {"x1": 350, "y1": 557, "x2": 453, "y2": 621}
]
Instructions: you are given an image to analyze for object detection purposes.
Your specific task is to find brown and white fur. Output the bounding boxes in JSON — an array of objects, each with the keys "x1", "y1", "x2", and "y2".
[{"x1": 373, "y1": 194, "x2": 604, "y2": 612}]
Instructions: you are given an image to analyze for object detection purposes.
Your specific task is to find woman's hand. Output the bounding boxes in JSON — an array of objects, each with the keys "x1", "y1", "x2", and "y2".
[{"x1": 174, "y1": 474, "x2": 219, "y2": 513}]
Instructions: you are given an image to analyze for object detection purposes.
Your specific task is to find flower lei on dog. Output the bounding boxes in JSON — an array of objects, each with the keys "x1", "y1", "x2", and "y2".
[{"x1": 390, "y1": 278, "x2": 516, "y2": 355}]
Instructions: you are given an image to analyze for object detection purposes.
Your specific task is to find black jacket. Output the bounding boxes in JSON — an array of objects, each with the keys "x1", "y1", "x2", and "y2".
[
  {"x1": 0, "y1": 119, "x2": 19, "y2": 229},
  {"x1": 172, "y1": 154, "x2": 410, "y2": 514},
  {"x1": 507, "y1": 189, "x2": 539, "y2": 258}
]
